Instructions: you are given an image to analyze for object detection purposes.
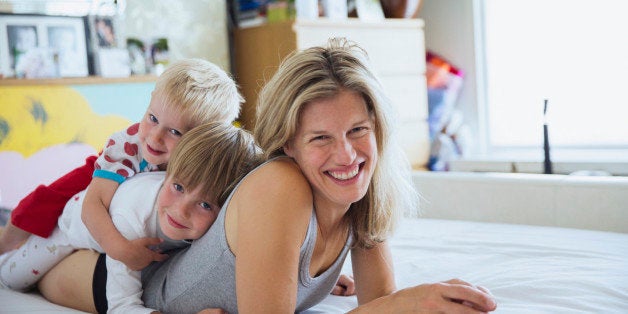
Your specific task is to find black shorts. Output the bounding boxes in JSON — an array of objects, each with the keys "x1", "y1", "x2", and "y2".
[{"x1": 92, "y1": 253, "x2": 108, "y2": 314}]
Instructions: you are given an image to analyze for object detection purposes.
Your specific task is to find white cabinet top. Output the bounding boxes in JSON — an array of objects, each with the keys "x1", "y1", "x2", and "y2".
[{"x1": 293, "y1": 18, "x2": 425, "y2": 75}]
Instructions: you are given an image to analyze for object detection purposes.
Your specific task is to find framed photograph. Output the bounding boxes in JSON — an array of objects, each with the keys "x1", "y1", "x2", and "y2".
[
  {"x1": 0, "y1": 14, "x2": 89, "y2": 78},
  {"x1": 90, "y1": 15, "x2": 117, "y2": 48},
  {"x1": 87, "y1": 15, "x2": 131, "y2": 77}
]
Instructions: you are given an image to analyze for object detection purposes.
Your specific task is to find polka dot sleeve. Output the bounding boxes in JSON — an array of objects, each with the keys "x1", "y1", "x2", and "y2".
[{"x1": 93, "y1": 123, "x2": 148, "y2": 184}]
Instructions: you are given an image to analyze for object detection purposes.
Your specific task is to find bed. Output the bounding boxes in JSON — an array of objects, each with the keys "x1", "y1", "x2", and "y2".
[
  {"x1": 1, "y1": 217, "x2": 627, "y2": 313},
  {"x1": 2, "y1": 171, "x2": 628, "y2": 313},
  {"x1": 307, "y1": 218, "x2": 628, "y2": 313}
]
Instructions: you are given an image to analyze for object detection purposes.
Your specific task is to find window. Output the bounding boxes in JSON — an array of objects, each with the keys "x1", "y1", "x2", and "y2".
[{"x1": 477, "y1": 0, "x2": 628, "y2": 161}]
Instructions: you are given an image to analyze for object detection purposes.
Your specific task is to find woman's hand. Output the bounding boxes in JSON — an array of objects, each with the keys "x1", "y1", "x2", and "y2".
[
  {"x1": 393, "y1": 279, "x2": 496, "y2": 313},
  {"x1": 331, "y1": 274, "x2": 356, "y2": 296},
  {"x1": 351, "y1": 278, "x2": 496, "y2": 313}
]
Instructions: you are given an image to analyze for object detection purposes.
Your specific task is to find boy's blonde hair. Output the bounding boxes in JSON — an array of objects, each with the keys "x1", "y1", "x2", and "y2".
[
  {"x1": 154, "y1": 58, "x2": 243, "y2": 127},
  {"x1": 166, "y1": 122, "x2": 261, "y2": 206},
  {"x1": 254, "y1": 38, "x2": 418, "y2": 248}
]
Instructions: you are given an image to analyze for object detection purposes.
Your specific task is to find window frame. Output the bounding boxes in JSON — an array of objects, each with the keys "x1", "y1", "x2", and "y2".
[{"x1": 466, "y1": 0, "x2": 628, "y2": 175}]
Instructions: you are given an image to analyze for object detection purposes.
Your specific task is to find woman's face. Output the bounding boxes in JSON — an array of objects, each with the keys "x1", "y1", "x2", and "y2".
[
  {"x1": 284, "y1": 89, "x2": 378, "y2": 212},
  {"x1": 156, "y1": 177, "x2": 219, "y2": 240}
]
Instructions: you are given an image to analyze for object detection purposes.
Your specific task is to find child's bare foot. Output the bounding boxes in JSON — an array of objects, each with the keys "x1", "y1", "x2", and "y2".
[{"x1": 0, "y1": 220, "x2": 31, "y2": 254}]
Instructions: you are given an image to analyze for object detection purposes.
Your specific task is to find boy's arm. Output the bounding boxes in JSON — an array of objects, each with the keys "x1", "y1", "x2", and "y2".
[
  {"x1": 105, "y1": 253, "x2": 158, "y2": 314},
  {"x1": 104, "y1": 206, "x2": 161, "y2": 314},
  {"x1": 82, "y1": 177, "x2": 166, "y2": 270}
]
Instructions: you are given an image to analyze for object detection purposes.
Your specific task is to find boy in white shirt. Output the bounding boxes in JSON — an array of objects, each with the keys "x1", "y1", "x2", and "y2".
[
  {"x1": 0, "y1": 122, "x2": 261, "y2": 313},
  {"x1": 0, "y1": 58, "x2": 242, "y2": 272}
]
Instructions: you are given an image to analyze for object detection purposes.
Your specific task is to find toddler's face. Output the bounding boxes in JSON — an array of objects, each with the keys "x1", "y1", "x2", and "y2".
[
  {"x1": 138, "y1": 91, "x2": 192, "y2": 169},
  {"x1": 156, "y1": 177, "x2": 219, "y2": 240}
]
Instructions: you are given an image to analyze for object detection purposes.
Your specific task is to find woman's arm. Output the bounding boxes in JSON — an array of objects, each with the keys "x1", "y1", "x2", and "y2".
[
  {"x1": 351, "y1": 241, "x2": 396, "y2": 305},
  {"x1": 349, "y1": 279, "x2": 497, "y2": 313},
  {"x1": 227, "y1": 159, "x2": 313, "y2": 313},
  {"x1": 350, "y1": 240, "x2": 496, "y2": 313}
]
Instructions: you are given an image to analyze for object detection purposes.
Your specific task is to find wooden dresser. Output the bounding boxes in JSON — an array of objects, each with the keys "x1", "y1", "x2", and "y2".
[{"x1": 234, "y1": 18, "x2": 429, "y2": 169}]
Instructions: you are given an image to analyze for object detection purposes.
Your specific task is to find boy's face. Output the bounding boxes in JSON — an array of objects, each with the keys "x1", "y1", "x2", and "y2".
[
  {"x1": 138, "y1": 91, "x2": 192, "y2": 169},
  {"x1": 156, "y1": 176, "x2": 219, "y2": 240}
]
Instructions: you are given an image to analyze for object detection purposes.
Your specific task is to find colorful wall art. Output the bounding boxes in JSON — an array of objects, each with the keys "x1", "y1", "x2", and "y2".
[{"x1": 0, "y1": 82, "x2": 154, "y2": 209}]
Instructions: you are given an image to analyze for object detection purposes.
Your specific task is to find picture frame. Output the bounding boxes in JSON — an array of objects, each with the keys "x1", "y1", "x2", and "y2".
[
  {"x1": 89, "y1": 15, "x2": 118, "y2": 49},
  {"x1": 87, "y1": 15, "x2": 131, "y2": 77},
  {"x1": 0, "y1": 14, "x2": 89, "y2": 78}
]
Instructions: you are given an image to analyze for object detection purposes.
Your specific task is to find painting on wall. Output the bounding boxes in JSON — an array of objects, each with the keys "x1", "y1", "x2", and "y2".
[{"x1": 0, "y1": 82, "x2": 154, "y2": 210}]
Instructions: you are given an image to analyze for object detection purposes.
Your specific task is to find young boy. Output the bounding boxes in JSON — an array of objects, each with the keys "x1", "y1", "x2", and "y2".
[
  {"x1": 0, "y1": 122, "x2": 261, "y2": 314},
  {"x1": 0, "y1": 58, "x2": 243, "y2": 272}
]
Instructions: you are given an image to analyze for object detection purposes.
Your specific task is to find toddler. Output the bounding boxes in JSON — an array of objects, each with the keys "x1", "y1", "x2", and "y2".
[{"x1": 0, "y1": 58, "x2": 242, "y2": 272}]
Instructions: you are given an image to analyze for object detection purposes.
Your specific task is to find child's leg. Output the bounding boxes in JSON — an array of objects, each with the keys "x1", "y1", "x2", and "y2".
[
  {"x1": 0, "y1": 155, "x2": 96, "y2": 253},
  {"x1": 0, "y1": 228, "x2": 74, "y2": 291},
  {"x1": 0, "y1": 221, "x2": 31, "y2": 252}
]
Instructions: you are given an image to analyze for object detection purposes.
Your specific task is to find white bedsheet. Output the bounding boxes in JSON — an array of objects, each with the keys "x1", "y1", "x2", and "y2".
[
  {"x1": 2, "y1": 218, "x2": 627, "y2": 313},
  {"x1": 307, "y1": 218, "x2": 628, "y2": 313}
]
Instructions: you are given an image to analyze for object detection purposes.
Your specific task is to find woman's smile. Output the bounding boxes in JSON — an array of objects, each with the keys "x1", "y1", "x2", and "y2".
[
  {"x1": 326, "y1": 162, "x2": 363, "y2": 182},
  {"x1": 284, "y1": 89, "x2": 377, "y2": 210}
]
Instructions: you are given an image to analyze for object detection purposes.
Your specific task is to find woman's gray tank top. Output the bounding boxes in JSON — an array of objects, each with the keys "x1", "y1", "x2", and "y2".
[{"x1": 141, "y1": 159, "x2": 354, "y2": 313}]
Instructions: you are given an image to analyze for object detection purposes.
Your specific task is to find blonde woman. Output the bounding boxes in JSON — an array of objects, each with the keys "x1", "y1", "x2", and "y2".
[{"x1": 40, "y1": 38, "x2": 496, "y2": 313}]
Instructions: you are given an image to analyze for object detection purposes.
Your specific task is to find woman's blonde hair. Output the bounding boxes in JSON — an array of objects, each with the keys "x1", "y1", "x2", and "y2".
[
  {"x1": 167, "y1": 122, "x2": 261, "y2": 206},
  {"x1": 154, "y1": 58, "x2": 243, "y2": 126},
  {"x1": 254, "y1": 38, "x2": 418, "y2": 248}
]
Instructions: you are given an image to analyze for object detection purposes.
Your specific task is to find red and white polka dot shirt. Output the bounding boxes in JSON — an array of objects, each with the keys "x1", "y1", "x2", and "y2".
[{"x1": 93, "y1": 123, "x2": 159, "y2": 184}]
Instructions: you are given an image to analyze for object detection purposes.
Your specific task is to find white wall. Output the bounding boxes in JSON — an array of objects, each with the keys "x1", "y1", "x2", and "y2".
[
  {"x1": 419, "y1": 0, "x2": 481, "y2": 153},
  {"x1": 124, "y1": 0, "x2": 230, "y2": 72}
]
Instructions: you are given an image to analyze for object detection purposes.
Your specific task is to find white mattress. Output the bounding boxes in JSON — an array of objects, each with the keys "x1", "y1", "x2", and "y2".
[{"x1": 2, "y1": 218, "x2": 627, "y2": 313}]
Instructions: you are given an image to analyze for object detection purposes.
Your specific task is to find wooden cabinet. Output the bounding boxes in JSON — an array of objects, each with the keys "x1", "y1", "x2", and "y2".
[{"x1": 234, "y1": 18, "x2": 429, "y2": 168}]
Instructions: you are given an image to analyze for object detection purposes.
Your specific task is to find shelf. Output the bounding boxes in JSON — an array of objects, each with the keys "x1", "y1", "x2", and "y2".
[
  {"x1": 0, "y1": 75, "x2": 158, "y2": 86},
  {"x1": 293, "y1": 17, "x2": 424, "y2": 28}
]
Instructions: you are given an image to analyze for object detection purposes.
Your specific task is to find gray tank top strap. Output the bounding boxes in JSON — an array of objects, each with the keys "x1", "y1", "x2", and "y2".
[
  {"x1": 295, "y1": 210, "x2": 354, "y2": 311},
  {"x1": 299, "y1": 210, "x2": 318, "y2": 287}
]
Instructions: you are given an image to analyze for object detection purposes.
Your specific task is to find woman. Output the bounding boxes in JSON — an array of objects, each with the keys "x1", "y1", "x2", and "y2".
[{"x1": 40, "y1": 38, "x2": 496, "y2": 313}]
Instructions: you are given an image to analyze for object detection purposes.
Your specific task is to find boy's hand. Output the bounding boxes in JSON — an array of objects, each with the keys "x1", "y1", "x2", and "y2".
[
  {"x1": 114, "y1": 237, "x2": 169, "y2": 271},
  {"x1": 331, "y1": 274, "x2": 356, "y2": 296}
]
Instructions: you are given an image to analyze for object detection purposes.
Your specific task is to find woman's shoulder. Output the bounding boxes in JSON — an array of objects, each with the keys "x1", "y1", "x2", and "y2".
[
  {"x1": 248, "y1": 157, "x2": 306, "y2": 185},
  {"x1": 236, "y1": 157, "x2": 312, "y2": 207}
]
